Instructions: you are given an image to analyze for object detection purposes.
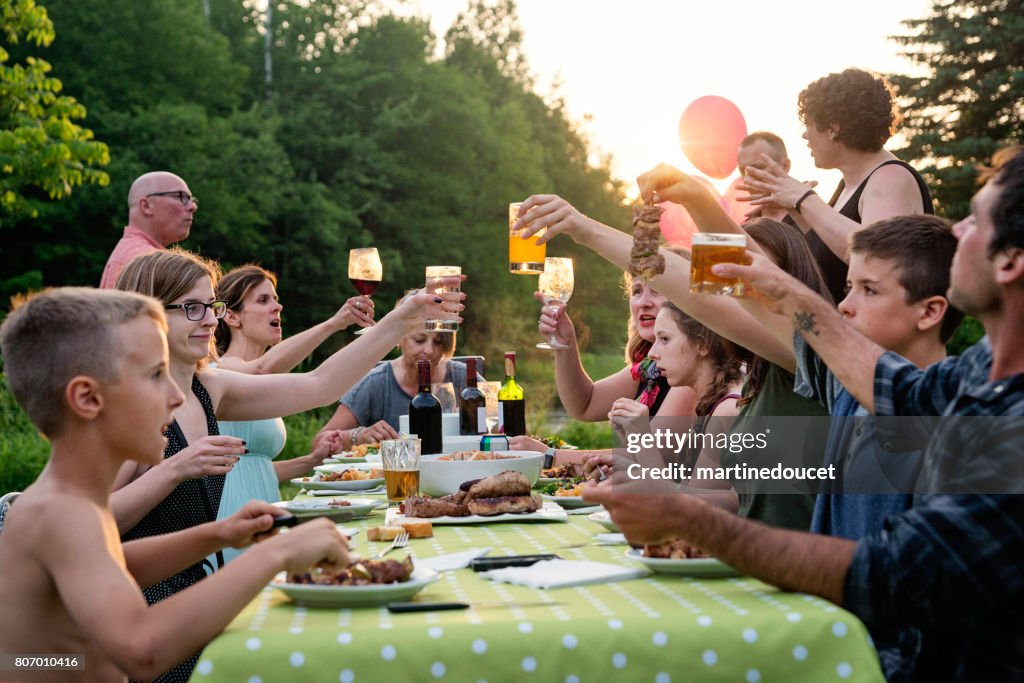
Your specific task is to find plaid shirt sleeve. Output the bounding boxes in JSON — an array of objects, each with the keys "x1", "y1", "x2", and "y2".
[
  {"x1": 873, "y1": 342, "x2": 990, "y2": 417},
  {"x1": 844, "y1": 494, "x2": 1024, "y2": 630}
]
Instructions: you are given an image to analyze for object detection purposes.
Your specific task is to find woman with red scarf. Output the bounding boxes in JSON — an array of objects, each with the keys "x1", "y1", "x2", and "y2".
[{"x1": 508, "y1": 274, "x2": 707, "y2": 468}]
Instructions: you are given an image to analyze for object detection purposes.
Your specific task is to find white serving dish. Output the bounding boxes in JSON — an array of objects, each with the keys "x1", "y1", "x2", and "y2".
[{"x1": 418, "y1": 450, "x2": 543, "y2": 497}]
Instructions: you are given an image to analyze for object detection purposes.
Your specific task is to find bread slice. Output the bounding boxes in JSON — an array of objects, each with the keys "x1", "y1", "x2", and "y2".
[
  {"x1": 398, "y1": 519, "x2": 433, "y2": 538},
  {"x1": 366, "y1": 526, "x2": 405, "y2": 541}
]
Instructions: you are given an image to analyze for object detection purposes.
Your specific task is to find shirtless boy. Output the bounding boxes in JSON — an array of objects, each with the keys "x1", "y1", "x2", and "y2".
[{"x1": 0, "y1": 288, "x2": 348, "y2": 681}]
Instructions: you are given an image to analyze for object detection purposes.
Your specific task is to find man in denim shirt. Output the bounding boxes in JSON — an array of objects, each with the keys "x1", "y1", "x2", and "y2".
[{"x1": 586, "y1": 152, "x2": 1024, "y2": 681}]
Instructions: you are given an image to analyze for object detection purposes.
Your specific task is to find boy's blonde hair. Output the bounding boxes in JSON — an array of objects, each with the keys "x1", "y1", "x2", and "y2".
[{"x1": 0, "y1": 288, "x2": 166, "y2": 438}]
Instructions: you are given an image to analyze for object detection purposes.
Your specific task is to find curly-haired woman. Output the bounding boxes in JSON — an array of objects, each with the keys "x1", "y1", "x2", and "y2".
[{"x1": 739, "y1": 68, "x2": 934, "y2": 303}]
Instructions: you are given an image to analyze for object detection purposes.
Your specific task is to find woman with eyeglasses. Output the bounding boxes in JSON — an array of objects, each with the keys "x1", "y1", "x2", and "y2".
[
  {"x1": 210, "y1": 264, "x2": 374, "y2": 564},
  {"x1": 110, "y1": 247, "x2": 461, "y2": 682}
]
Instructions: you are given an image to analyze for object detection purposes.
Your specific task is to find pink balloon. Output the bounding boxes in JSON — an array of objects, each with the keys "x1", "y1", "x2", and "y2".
[
  {"x1": 678, "y1": 96, "x2": 748, "y2": 179},
  {"x1": 659, "y1": 201, "x2": 696, "y2": 249}
]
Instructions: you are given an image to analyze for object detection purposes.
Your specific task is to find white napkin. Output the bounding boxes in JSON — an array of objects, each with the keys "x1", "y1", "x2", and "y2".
[
  {"x1": 481, "y1": 559, "x2": 648, "y2": 589},
  {"x1": 417, "y1": 548, "x2": 491, "y2": 572},
  {"x1": 594, "y1": 533, "x2": 627, "y2": 545},
  {"x1": 306, "y1": 487, "x2": 385, "y2": 496}
]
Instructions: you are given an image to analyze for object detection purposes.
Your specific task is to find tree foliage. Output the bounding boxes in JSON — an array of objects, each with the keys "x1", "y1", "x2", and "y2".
[
  {"x1": 0, "y1": 0, "x2": 630, "y2": 369},
  {"x1": 888, "y1": 0, "x2": 1024, "y2": 218},
  {"x1": 0, "y1": 0, "x2": 108, "y2": 222}
]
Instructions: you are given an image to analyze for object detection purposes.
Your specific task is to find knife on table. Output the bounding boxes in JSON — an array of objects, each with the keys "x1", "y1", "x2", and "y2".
[{"x1": 387, "y1": 601, "x2": 568, "y2": 613}]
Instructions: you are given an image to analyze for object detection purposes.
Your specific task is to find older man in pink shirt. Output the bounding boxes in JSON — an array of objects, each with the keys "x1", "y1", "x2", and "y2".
[{"x1": 99, "y1": 171, "x2": 197, "y2": 288}]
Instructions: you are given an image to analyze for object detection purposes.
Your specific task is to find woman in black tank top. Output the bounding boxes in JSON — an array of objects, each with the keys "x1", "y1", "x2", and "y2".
[{"x1": 739, "y1": 68, "x2": 934, "y2": 304}]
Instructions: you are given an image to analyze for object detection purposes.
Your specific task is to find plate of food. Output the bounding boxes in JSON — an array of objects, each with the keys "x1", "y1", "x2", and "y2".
[
  {"x1": 314, "y1": 463, "x2": 381, "y2": 475},
  {"x1": 395, "y1": 471, "x2": 568, "y2": 524},
  {"x1": 389, "y1": 501, "x2": 567, "y2": 525},
  {"x1": 273, "y1": 497, "x2": 384, "y2": 521},
  {"x1": 588, "y1": 510, "x2": 619, "y2": 532},
  {"x1": 538, "y1": 478, "x2": 590, "y2": 508},
  {"x1": 324, "y1": 443, "x2": 381, "y2": 464},
  {"x1": 540, "y1": 494, "x2": 594, "y2": 510},
  {"x1": 273, "y1": 558, "x2": 439, "y2": 607},
  {"x1": 291, "y1": 470, "x2": 385, "y2": 492},
  {"x1": 624, "y1": 545, "x2": 740, "y2": 578},
  {"x1": 536, "y1": 463, "x2": 580, "y2": 486}
]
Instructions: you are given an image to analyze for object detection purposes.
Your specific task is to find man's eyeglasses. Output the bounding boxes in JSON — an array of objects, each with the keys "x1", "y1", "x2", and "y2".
[
  {"x1": 146, "y1": 190, "x2": 198, "y2": 207},
  {"x1": 165, "y1": 300, "x2": 227, "y2": 321}
]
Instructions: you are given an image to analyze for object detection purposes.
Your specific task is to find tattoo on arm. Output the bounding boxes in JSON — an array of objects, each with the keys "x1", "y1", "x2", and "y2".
[{"x1": 793, "y1": 311, "x2": 820, "y2": 337}]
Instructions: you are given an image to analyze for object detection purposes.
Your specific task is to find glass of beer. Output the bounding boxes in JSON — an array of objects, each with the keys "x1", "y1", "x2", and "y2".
[
  {"x1": 424, "y1": 266, "x2": 461, "y2": 332},
  {"x1": 689, "y1": 233, "x2": 748, "y2": 296},
  {"x1": 348, "y1": 248, "x2": 383, "y2": 335},
  {"x1": 381, "y1": 437, "x2": 421, "y2": 503},
  {"x1": 509, "y1": 202, "x2": 546, "y2": 274}
]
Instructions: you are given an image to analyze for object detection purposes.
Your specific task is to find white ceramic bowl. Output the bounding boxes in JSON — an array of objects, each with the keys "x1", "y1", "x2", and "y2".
[{"x1": 418, "y1": 450, "x2": 543, "y2": 497}]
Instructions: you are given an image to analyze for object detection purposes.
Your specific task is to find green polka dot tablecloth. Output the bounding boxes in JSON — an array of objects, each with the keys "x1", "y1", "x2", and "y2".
[{"x1": 192, "y1": 501, "x2": 883, "y2": 682}]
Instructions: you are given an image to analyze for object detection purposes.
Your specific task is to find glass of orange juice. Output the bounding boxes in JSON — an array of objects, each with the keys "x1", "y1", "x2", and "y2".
[{"x1": 508, "y1": 202, "x2": 546, "y2": 274}]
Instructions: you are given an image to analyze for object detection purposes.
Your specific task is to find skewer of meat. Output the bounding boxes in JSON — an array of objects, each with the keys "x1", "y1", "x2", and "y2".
[{"x1": 629, "y1": 203, "x2": 665, "y2": 280}]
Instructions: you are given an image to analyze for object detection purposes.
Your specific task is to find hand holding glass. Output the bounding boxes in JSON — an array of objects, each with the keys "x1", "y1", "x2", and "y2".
[
  {"x1": 689, "y1": 234, "x2": 748, "y2": 297},
  {"x1": 509, "y1": 202, "x2": 546, "y2": 274},
  {"x1": 536, "y1": 257, "x2": 574, "y2": 350},
  {"x1": 348, "y1": 248, "x2": 383, "y2": 335},
  {"x1": 425, "y1": 266, "x2": 461, "y2": 332},
  {"x1": 381, "y1": 437, "x2": 421, "y2": 503}
]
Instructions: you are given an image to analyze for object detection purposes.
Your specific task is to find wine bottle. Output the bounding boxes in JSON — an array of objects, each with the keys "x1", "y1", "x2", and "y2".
[
  {"x1": 409, "y1": 359, "x2": 443, "y2": 454},
  {"x1": 459, "y1": 358, "x2": 486, "y2": 435},
  {"x1": 497, "y1": 351, "x2": 526, "y2": 436}
]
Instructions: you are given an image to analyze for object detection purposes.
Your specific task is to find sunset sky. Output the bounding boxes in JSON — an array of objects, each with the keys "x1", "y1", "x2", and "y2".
[{"x1": 405, "y1": 0, "x2": 934, "y2": 198}]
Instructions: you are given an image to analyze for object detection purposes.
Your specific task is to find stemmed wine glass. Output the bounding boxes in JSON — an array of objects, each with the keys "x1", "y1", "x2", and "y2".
[
  {"x1": 536, "y1": 257, "x2": 574, "y2": 350},
  {"x1": 348, "y1": 248, "x2": 382, "y2": 336}
]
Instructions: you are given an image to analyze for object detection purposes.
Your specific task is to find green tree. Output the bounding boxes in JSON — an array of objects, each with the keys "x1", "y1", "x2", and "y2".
[
  {"x1": 0, "y1": 0, "x2": 108, "y2": 222},
  {"x1": 888, "y1": 0, "x2": 1024, "y2": 219}
]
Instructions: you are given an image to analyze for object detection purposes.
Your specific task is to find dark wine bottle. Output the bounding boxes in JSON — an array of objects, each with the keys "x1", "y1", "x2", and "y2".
[
  {"x1": 409, "y1": 359, "x2": 442, "y2": 454},
  {"x1": 459, "y1": 358, "x2": 486, "y2": 435},
  {"x1": 497, "y1": 351, "x2": 526, "y2": 436}
]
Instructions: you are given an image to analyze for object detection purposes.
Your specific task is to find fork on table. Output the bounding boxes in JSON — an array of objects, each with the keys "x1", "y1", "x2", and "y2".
[{"x1": 374, "y1": 531, "x2": 409, "y2": 559}]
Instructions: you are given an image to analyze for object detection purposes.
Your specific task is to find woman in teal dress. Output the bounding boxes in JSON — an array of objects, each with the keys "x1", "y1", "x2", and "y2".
[{"x1": 212, "y1": 265, "x2": 371, "y2": 561}]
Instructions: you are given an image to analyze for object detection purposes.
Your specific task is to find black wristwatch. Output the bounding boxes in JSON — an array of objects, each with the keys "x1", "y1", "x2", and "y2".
[{"x1": 542, "y1": 447, "x2": 557, "y2": 469}]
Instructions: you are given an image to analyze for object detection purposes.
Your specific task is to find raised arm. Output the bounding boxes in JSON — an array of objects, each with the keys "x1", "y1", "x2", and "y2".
[
  {"x1": 714, "y1": 253, "x2": 884, "y2": 412},
  {"x1": 517, "y1": 196, "x2": 795, "y2": 371},
  {"x1": 635, "y1": 164, "x2": 747, "y2": 237},
  {"x1": 217, "y1": 296, "x2": 374, "y2": 376},
  {"x1": 741, "y1": 155, "x2": 925, "y2": 262},
  {"x1": 529, "y1": 290, "x2": 648, "y2": 421},
  {"x1": 210, "y1": 290, "x2": 461, "y2": 421}
]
